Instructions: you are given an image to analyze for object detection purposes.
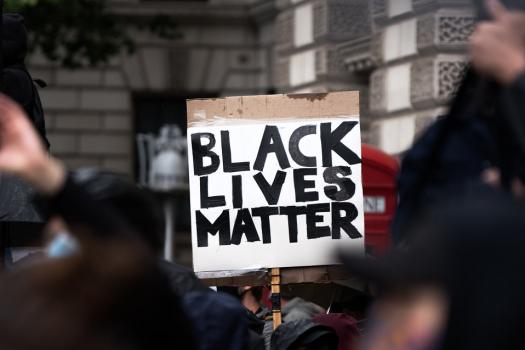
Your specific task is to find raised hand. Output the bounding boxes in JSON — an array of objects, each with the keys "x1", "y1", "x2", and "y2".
[
  {"x1": 0, "y1": 94, "x2": 65, "y2": 194},
  {"x1": 469, "y1": 0, "x2": 525, "y2": 84}
]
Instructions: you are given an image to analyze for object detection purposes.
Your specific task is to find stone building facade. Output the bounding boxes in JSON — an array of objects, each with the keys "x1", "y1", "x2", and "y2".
[
  {"x1": 25, "y1": 0, "x2": 475, "y2": 263},
  {"x1": 31, "y1": 0, "x2": 476, "y2": 174},
  {"x1": 32, "y1": 0, "x2": 276, "y2": 178},
  {"x1": 274, "y1": 0, "x2": 475, "y2": 153}
]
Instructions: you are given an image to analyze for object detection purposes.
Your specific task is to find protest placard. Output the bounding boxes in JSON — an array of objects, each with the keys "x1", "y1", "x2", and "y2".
[{"x1": 187, "y1": 92, "x2": 364, "y2": 273}]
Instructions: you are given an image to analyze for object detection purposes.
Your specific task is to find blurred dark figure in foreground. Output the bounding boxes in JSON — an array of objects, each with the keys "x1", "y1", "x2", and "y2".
[
  {"x1": 342, "y1": 189, "x2": 525, "y2": 350},
  {"x1": 313, "y1": 314, "x2": 359, "y2": 350},
  {"x1": 392, "y1": 0, "x2": 525, "y2": 243},
  {"x1": 341, "y1": 1, "x2": 525, "y2": 349},
  {"x1": 0, "y1": 13, "x2": 49, "y2": 238},
  {"x1": 184, "y1": 290, "x2": 251, "y2": 350},
  {"x1": 0, "y1": 240, "x2": 194, "y2": 350},
  {"x1": 2, "y1": 13, "x2": 47, "y2": 146},
  {"x1": 0, "y1": 95, "x2": 196, "y2": 349},
  {"x1": 271, "y1": 319, "x2": 338, "y2": 350},
  {"x1": 70, "y1": 169, "x2": 252, "y2": 350},
  {"x1": 69, "y1": 169, "x2": 209, "y2": 296}
]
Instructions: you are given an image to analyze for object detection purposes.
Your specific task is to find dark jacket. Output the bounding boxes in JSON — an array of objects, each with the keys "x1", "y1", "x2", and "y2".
[
  {"x1": 392, "y1": 71, "x2": 525, "y2": 244},
  {"x1": 270, "y1": 319, "x2": 338, "y2": 350},
  {"x1": 157, "y1": 258, "x2": 209, "y2": 296},
  {"x1": 0, "y1": 14, "x2": 49, "y2": 223},
  {"x1": 183, "y1": 291, "x2": 250, "y2": 350},
  {"x1": 2, "y1": 14, "x2": 48, "y2": 146},
  {"x1": 392, "y1": 115, "x2": 497, "y2": 243}
]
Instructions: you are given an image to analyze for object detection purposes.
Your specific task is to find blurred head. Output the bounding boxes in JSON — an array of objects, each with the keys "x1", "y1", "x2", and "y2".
[
  {"x1": 0, "y1": 239, "x2": 196, "y2": 350},
  {"x1": 359, "y1": 286, "x2": 448, "y2": 350},
  {"x1": 239, "y1": 286, "x2": 265, "y2": 314},
  {"x1": 69, "y1": 169, "x2": 164, "y2": 253}
]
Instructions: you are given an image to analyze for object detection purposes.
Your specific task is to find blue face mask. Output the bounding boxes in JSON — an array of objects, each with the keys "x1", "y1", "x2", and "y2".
[{"x1": 47, "y1": 232, "x2": 79, "y2": 258}]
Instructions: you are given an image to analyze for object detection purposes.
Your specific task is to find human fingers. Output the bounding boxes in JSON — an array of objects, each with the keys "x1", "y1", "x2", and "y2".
[{"x1": 486, "y1": 0, "x2": 508, "y2": 21}]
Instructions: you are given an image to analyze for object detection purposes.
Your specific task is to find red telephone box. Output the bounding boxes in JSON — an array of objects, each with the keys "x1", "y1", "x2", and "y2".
[{"x1": 362, "y1": 144, "x2": 399, "y2": 256}]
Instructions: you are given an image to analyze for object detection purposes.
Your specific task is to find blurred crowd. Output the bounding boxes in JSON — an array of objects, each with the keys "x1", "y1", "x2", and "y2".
[{"x1": 2, "y1": 0, "x2": 525, "y2": 349}]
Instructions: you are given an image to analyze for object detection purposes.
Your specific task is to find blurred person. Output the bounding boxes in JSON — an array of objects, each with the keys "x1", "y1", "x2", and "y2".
[
  {"x1": 66, "y1": 170, "x2": 258, "y2": 349},
  {"x1": 183, "y1": 290, "x2": 251, "y2": 350},
  {"x1": 271, "y1": 319, "x2": 338, "y2": 350},
  {"x1": 0, "y1": 239, "x2": 196, "y2": 350},
  {"x1": 67, "y1": 168, "x2": 209, "y2": 296},
  {"x1": 392, "y1": 0, "x2": 525, "y2": 243},
  {"x1": 341, "y1": 187, "x2": 525, "y2": 350},
  {"x1": 240, "y1": 286, "x2": 269, "y2": 317},
  {"x1": 313, "y1": 314, "x2": 359, "y2": 350},
  {"x1": 0, "y1": 13, "x2": 50, "y2": 261},
  {"x1": 263, "y1": 291, "x2": 325, "y2": 349},
  {"x1": 2, "y1": 13, "x2": 47, "y2": 146},
  {"x1": 0, "y1": 94, "x2": 196, "y2": 349}
]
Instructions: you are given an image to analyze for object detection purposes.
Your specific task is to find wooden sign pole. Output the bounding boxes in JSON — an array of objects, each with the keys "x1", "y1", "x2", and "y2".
[{"x1": 271, "y1": 267, "x2": 282, "y2": 330}]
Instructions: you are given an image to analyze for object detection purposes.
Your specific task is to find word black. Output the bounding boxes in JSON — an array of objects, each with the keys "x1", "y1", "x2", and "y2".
[{"x1": 191, "y1": 121, "x2": 361, "y2": 176}]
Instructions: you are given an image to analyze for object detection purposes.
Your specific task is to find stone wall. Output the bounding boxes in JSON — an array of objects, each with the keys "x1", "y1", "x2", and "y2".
[
  {"x1": 363, "y1": 0, "x2": 474, "y2": 154},
  {"x1": 30, "y1": 0, "x2": 275, "y2": 177},
  {"x1": 274, "y1": 0, "x2": 371, "y2": 93},
  {"x1": 31, "y1": 0, "x2": 478, "y2": 165}
]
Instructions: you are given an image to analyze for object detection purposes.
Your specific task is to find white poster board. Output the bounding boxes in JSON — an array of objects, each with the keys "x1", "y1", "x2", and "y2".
[{"x1": 187, "y1": 117, "x2": 365, "y2": 272}]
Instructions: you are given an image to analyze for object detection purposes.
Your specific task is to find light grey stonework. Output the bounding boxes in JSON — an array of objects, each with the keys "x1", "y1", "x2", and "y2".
[
  {"x1": 79, "y1": 90, "x2": 131, "y2": 112},
  {"x1": 371, "y1": 0, "x2": 387, "y2": 22},
  {"x1": 39, "y1": 89, "x2": 79, "y2": 110},
  {"x1": 275, "y1": 11, "x2": 293, "y2": 50},
  {"x1": 369, "y1": 68, "x2": 386, "y2": 114},
  {"x1": 79, "y1": 134, "x2": 131, "y2": 156},
  {"x1": 48, "y1": 133, "x2": 79, "y2": 155},
  {"x1": 417, "y1": 13, "x2": 436, "y2": 50},
  {"x1": 56, "y1": 69, "x2": 104, "y2": 87},
  {"x1": 337, "y1": 0, "x2": 475, "y2": 154},
  {"x1": 54, "y1": 114, "x2": 102, "y2": 131},
  {"x1": 410, "y1": 56, "x2": 435, "y2": 108},
  {"x1": 437, "y1": 12, "x2": 475, "y2": 47},
  {"x1": 27, "y1": 0, "x2": 277, "y2": 177},
  {"x1": 103, "y1": 115, "x2": 132, "y2": 131},
  {"x1": 436, "y1": 57, "x2": 468, "y2": 101},
  {"x1": 103, "y1": 70, "x2": 126, "y2": 88},
  {"x1": 327, "y1": 0, "x2": 370, "y2": 39},
  {"x1": 28, "y1": 0, "x2": 477, "y2": 169},
  {"x1": 313, "y1": 0, "x2": 328, "y2": 39}
]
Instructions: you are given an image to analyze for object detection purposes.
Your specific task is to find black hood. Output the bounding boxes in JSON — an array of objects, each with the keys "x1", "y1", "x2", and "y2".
[{"x1": 2, "y1": 13, "x2": 28, "y2": 67}]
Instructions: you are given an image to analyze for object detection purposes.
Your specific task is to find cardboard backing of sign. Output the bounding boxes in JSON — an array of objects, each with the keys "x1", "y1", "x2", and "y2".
[
  {"x1": 187, "y1": 92, "x2": 359, "y2": 124},
  {"x1": 187, "y1": 91, "x2": 360, "y2": 285}
]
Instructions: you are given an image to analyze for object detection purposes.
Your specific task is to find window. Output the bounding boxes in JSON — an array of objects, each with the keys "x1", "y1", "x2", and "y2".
[
  {"x1": 294, "y1": 3, "x2": 314, "y2": 47},
  {"x1": 383, "y1": 18, "x2": 417, "y2": 62},
  {"x1": 387, "y1": 0, "x2": 412, "y2": 17},
  {"x1": 385, "y1": 63, "x2": 411, "y2": 112},
  {"x1": 289, "y1": 50, "x2": 316, "y2": 87},
  {"x1": 378, "y1": 115, "x2": 416, "y2": 154}
]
